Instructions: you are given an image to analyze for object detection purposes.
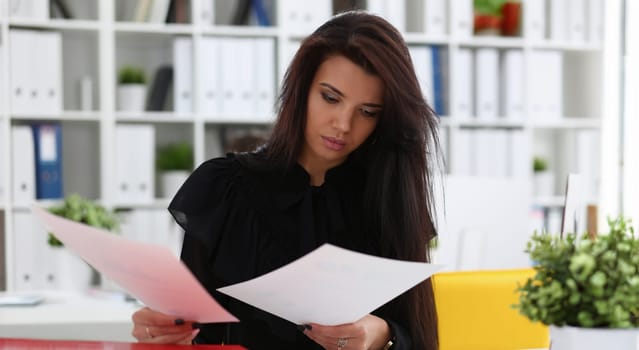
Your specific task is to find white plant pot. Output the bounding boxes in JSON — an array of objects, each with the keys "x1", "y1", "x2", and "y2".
[
  {"x1": 117, "y1": 84, "x2": 146, "y2": 112},
  {"x1": 550, "y1": 325, "x2": 639, "y2": 350},
  {"x1": 160, "y1": 170, "x2": 189, "y2": 198},
  {"x1": 534, "y1": 171, "x2": 555, "y2": 196},
  {"x1": 52, "y1": 248, "x2": 93, "y2": 292}
]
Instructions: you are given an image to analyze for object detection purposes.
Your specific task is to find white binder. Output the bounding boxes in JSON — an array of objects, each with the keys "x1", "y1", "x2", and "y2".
[
  {"x1": 11, "y1": 125, "x2": 36, "y2": 205},
  {"x1": 529, "y1": 50, "x2": 563, "y2": 121},
  {"x1": 254, "y1": 38, "x2": 276, "y2": 121},
  {"x1": 549, "y1": 0, "x2": 568, "y2": 42},
  {"x1": 475, "y1": 130, "x2": 508, "y2": 177},
  {"x1": 524, "y1": 0, "x2": 546, "y2": 41},
  {"x1": 0, "y1": 43, "x2": 4, "y2": 116},
  {"x1": 9, "y1": 30, "x2": 34, "y2": 115},
  {"x1": 8, "y1": 0, "x2": 48, "y2": 20},
  {"x1": 567, "y1": 0, "x2": 587, "y2": 43},
  {"x1": 474, "y1": 48, "x2": 499, "y2": 120},
  {"x1": 451, "y1": 129, "x2": 473, "y2": 176},
  {"x1": 424, "y1": 0, "x2": 447, "y2": 36},
  {"x1": 0, "y1": 123, "x2": 4, "y2": 202},
  {"x1": 451, "y1": 48, "x2": 473, "y2": 118},
  {"x1": 409, "y1": 45, "x2": 434, "y2": 106},
  {"x1": 115, "y1": 125, "x2": 155, "y2": 204},
  {"x1": 507, "y1": 130, "x2": 530, "y2": 178},
  {"x1": 588, "y1": 0, "x2": 603, "y2": 43},
  {"x1": 500, "y1": 50, "x2": 525, "y2": 120},
  {"x1": 36, "y1": 31, "x2": 62, "y2": 115},
  {"x1": 131, "y1": 125, "x2": 155, "y2": 204},
  {"x1": 200, "y1": 0, "x2": 215, "y2": 25},
  {"x1": 280, "y1": 0, "x2": 331, "y2": 36},
  {"x1": 12, "y1": 211, "x2": 56, "y2": 291},
  {"x1": 173, "y1": 37, "x2": 193, "y2": 114},
  {"x1": 198, "y1": 37, "x2": 221, "y2": 115},
  {"x1": 449, "y1": 0, "x2": 472, "y2": 38},
  {"x1": 220, "y1": 38, "x2": 254, "y2": 118}
]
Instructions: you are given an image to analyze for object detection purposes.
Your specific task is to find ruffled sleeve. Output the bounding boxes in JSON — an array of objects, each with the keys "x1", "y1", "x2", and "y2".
[{"x1": 168, "y1": 155, "x2": 262, "y2": 285}]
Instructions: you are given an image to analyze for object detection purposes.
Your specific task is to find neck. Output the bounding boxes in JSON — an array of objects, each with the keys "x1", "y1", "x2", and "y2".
[{"x1": 298, "y1": 160, "x2": 327, "y2": 186}]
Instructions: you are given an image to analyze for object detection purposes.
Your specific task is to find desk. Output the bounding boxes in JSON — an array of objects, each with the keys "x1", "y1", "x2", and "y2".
[
  {"x1": 0, "y1": 291, "x2": 139, "y2": 342},
  {"x1": 0, "y1": 338, "x2": 245, "y2": 349}
]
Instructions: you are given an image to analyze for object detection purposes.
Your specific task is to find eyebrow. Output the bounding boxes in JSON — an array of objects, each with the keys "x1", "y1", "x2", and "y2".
[{"x1": 319, "y1": 82, "x2": 384, "y2": 108}]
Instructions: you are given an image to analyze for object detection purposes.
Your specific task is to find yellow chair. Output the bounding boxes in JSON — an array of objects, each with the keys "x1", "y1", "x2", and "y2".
[{"x1": 433, "y1": 268, "x2": 549, "y2": 350}]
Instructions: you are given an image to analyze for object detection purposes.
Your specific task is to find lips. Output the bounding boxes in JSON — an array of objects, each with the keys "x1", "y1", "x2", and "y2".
[{"x1": 322, "y1": 136, "x2": 346, "y2": 151}]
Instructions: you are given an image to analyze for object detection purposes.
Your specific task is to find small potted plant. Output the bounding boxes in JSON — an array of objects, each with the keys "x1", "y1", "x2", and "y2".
[
  {"x1": 533, "y1": 156, "x2": 554, "y2": 196},
  {"x1": 516, "y1": 217, "x2": 639, "y2": 349},
  {"x1": 156, "y1": 142, "x2": 193, "y2": 198},
  {"x1": 47, "y1": 194, "x2": 119, "y2": 291},
  {"x1": 117, "y1": 65, "x2": 147, "y2": 112}
]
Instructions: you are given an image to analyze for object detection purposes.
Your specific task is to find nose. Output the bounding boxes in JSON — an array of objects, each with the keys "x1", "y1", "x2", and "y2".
[{"x1": 331, "y1": 107, "x2": 352, "y2": 134}]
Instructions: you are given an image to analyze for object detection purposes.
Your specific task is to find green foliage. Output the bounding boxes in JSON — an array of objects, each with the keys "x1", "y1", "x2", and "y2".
[
  {"x1": 533, "y1": 156, "x2": 548, "y2": 172},
  {"x1": 516, "y1": 217, "x2": 639, "y2": 328},
  {"x1": 118, "y1": 65, "x2": 146, "y2": 85},
  {"x1": 47, "y1": 194, "x2": 119, "y2": 247},
  {"x1": 156, "y1": 142, "x2": 193, "y2": 171},
  {"x1": 474, "y1": 0, "x2": 508, "y2": 15}
]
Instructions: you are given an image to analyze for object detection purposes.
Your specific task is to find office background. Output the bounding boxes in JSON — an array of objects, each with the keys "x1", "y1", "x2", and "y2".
[{"x1": 0, "y1": 0, "x2": 632, "y2": 295}]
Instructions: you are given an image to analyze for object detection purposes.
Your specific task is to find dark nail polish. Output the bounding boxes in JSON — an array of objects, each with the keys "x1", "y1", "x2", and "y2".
[
  {"x1": 305, "y1": 324, "x2": 312, "y2": 330},
  {"x1": 296, "y1": 324, "x2": 306, "y2": 332},
  {"x1": 174, "y1": 318, "x2": 185, "y2": 325}
]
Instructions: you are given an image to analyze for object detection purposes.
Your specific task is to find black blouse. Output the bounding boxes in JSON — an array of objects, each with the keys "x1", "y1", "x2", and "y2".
[{"x1": 169, "y1": 153, "x2": 411, "y2": 349}]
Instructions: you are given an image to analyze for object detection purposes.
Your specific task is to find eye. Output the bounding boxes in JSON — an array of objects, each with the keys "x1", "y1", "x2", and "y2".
[
  {"x1": 361, "y1": 107, "x2": 380, "y2": 118},
  {"x1": 321, "y1": 92, "x2": 339, "y2": 104}
]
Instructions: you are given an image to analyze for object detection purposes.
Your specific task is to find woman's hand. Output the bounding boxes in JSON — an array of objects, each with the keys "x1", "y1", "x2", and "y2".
[
  {"x1": 303, "y1": 314, "x2": 391, "y2": 350},
  {"x1": 131, "y1": 307, "x2": 199, "y2": 344}
]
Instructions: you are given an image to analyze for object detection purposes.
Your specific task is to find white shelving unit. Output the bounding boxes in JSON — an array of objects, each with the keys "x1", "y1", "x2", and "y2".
[{"x1": 0, "y1": 0, "x2": 608, "y2": 291}]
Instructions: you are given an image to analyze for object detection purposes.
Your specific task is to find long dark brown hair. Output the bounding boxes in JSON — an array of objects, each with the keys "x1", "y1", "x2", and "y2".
[{"x1": 263, "y1": 11, "x2": 440, "y2": 350}]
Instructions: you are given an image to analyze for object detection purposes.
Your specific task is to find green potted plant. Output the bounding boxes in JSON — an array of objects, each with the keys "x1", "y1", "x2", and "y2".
[
  {"x1": 117, "y1": 65, "x2": 147, "y2": 112},
  {"x1": 47, "y1": 194, "x2": 119, "y2": 291},
  {"x1": 532, "y1": 156, "x2": 554, "y2": 196},
  {"x1": 156, "y1": 142, "x2": 193, "y2": 198},
  {"x1": 516, "y1": 217, "x2": 639, "y2": 349}
]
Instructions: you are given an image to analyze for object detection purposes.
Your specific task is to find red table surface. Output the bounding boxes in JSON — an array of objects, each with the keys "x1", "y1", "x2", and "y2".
[{"x1": 0, "y1": 338, "x2": 246, "y2": 350}]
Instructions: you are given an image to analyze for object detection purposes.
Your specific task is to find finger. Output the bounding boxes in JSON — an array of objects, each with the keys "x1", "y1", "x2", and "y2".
[
  {"x1": 139, "y1": 329, "x2": 198, "y2": 344},
  {"x1": 142, "y1": 324, "x2": 195, "y2": 338},
  {"x1": 132, "y1": 307, "x2": 187, "y2": 327},
  {"x1": 307, "y1": 322, "x2": 355, "y2": 338}
]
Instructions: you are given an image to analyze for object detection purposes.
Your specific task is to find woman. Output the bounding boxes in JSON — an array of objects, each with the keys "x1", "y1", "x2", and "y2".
[{"x1": 132, "y1": 11, "x2": 440, "y2": 350}]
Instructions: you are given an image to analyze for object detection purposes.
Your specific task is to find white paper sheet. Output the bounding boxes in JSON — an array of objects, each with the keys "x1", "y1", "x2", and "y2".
[
  {"x1": 217, "y1": 244, "x2": 444, "y2": 326},
  {"x1": 31, "y1": 206, "x2": 238, "y2": 323}
]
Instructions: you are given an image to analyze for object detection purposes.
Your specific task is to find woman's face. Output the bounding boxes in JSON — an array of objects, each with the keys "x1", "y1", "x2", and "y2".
[{"x1": 299, "y1": 55, "x2": 384, "y2": 171}]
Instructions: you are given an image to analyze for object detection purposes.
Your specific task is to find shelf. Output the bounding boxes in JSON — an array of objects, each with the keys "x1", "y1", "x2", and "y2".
[
  {"x1": 115, "y1": 112, "x2": 196, "y2": 123},
  {"x1": 202, "y1": 115, "x2": 275, "y2": 124},
  {"x1": 457, "y1": 36, "x2": 525, "y2": 48},
  {"x1": 531, "y1": 41, "x2": 603, "y2": 52},
  {"x1": 533, "y1": 196, "x2": 566, "y2": 207},
  {"x1": 531, "y1": 118, "x2": 601, "y2": 129},
  {"x1": 113, "y1": 199, "x2": 171, "y2": 210},
  {"x1": 114, "y1": 22, "x2": 193, "y2": 35},
  {"x1": 403, "y1": 33, "x2": 449, "y2": 45},
  {"x1": 11, "y1": 111, "x2": 101, "y2": 122},
  {"x1": 9, "y1": 19, "x2": 100, "y2": 32},
  {"x1": 454, "y1": 118, "x2": 526, "y2": 129},
  {"x1": 201, "y1": 25, "x2": 279, "y2": 38}
]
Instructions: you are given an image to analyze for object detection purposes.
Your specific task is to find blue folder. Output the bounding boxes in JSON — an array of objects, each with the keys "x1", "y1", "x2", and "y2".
[{"x1": 31, "y1": 124, "x2": 63, "y2": 199}]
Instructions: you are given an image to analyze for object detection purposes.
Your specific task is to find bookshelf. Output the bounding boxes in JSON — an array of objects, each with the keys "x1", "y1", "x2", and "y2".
[{"x1": 0, "y1": 0, "x2": 610, "y2": 291}]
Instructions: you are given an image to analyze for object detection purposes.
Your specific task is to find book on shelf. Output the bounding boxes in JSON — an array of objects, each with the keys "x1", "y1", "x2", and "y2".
[
  {"x1": 31, "y1": 123, "x2": 63, "y2": 200},
  {"x1": 11, "y1": 125, "x2": 36, "y2": 205},
  {"x1": 147, "y1": 65, "x2": 174, "y2": 111},
  {"x1": 50, "y1": 0, "x2": 73, "y2": 19},
  {"x1": 166, "y1": 0, "x2": 190, "y2": 24}
]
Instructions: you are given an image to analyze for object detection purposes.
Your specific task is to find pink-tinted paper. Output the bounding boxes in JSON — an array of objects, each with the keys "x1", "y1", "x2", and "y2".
[{"x1": 32, "y1": 206, "x2": 238, "y2": 323}]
